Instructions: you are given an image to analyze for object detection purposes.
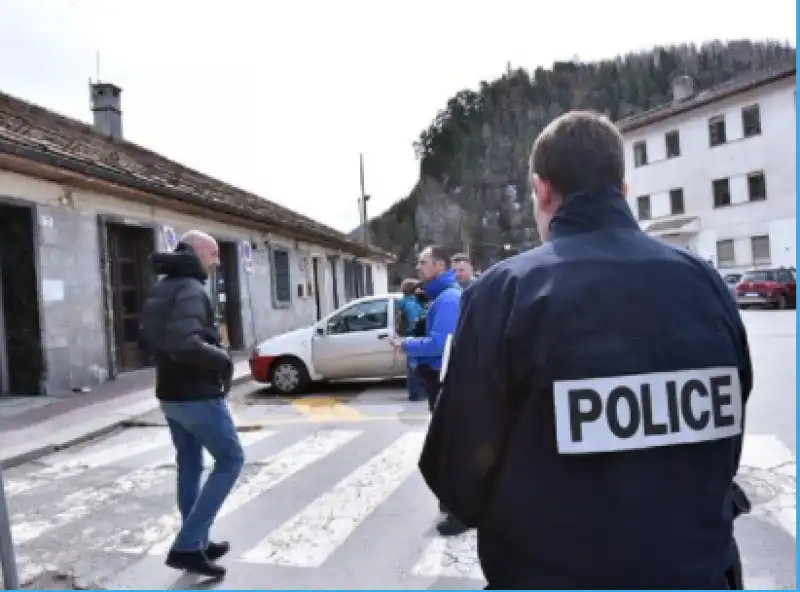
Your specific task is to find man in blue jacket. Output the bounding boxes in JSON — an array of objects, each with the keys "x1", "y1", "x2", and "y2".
[
  {"x1": 419, "y1": 111, "x2": 752, "y2": 589},
  {"x1": 391, "y1": 244, "x2": 464, "y2": 535}
]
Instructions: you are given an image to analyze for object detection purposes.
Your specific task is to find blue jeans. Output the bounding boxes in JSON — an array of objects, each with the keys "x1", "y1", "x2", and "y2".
[
  {"x1": 160, "y1": 398, "x2": 245, "y2": 552},
  {"x1": 406, "y1": 358, "x2": 423, "y2": 401}
]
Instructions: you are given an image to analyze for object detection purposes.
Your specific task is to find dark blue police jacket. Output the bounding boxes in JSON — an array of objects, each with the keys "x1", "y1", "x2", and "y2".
[{"x1": 418, "y1": 188, "x2": 753, "y2": 590}]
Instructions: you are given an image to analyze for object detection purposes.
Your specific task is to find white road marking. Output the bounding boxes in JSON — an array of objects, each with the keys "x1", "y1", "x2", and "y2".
[
  {"x1": 412, "y1": 530, "x2": 484, "y2": 581},
  {"x1": 241, "y1": 431, "x2": 425, "y2": 568},
  {"x1": 5, "y1": 431, "x2": 172, "y2": 496},
  {"x1": 0, "y1": 397, "x2": 53, "y2": 417},
  {"x1": 12, "y1": 554, "x2": 47, "y2": 587},
  {"x1": 11, "y1": 431, "x2": 274, "y2": 545},
  {"x1": 739, "y1": 434, "x2": 796, "y2": 538},
  {"x1": 135, "y1": 429, "x2": 362, "y2": 556}
]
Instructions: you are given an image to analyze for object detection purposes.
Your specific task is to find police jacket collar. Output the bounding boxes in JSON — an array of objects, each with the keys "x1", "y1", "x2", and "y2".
[
  {"x1": 548, "y1": 187, "x2": 640, "y2": 240},
  {"x1": 424, "y1": 268, "x2": 458, "y2": 300}
]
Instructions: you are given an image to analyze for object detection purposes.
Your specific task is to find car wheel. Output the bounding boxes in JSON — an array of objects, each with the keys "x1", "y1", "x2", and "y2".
[
  {"x1": 270, "y1": 356, "x2": 311, "y2": 395},
  {"x1": 775, "y1": 294, "x2": 788, "y2": 310}
]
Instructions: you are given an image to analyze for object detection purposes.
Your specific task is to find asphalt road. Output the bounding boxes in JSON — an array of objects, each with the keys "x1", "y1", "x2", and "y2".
[{"x1": 1, "y1": 309, "x2": 794, "y2": 590}]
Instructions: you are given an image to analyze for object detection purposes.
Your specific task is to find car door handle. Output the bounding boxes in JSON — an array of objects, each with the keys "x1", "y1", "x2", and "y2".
[{"x1": 377, "y1": 333, "x2": 389, "y2": 339}]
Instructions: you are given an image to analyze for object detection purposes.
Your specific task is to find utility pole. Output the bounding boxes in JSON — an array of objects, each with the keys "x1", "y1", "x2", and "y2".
[{"x1": 358, "y1": 153, "x2": 371, "y2": 246}]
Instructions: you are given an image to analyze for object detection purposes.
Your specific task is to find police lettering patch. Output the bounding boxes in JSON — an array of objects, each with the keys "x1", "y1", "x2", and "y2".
[{"x1": 553, "y1": 367, "x2": 743, "y2": 454}]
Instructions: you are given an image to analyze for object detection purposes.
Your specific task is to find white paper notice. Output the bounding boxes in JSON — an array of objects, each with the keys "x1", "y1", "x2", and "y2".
[
  {"x1": 42, "y1": 279, "x2": 64, "y2": 303},
  {"x1": 439, "y1": 333, "x2": 453, "y2": 382}
]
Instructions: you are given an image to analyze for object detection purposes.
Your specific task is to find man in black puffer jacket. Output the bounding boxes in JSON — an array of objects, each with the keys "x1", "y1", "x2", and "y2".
[{"x1": 138, "y1": 230, "x2": 243, "y2": 578}]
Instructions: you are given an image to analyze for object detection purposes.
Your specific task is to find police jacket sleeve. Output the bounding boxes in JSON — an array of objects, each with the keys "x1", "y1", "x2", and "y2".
[
  {"x1": 163, "y1": 285, "x2": 231, "y2": 371},
  {"x1": 418, "y1": 274, "x2": 514, "y2": 527},
  {"x1": 401, "y1": 293, "x2": 460, "y2": 358}
]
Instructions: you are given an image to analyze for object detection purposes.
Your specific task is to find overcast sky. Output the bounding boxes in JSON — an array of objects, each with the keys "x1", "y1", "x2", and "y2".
[{"x1": 0, "y1": 0, "x2": 795, "y2": 232}]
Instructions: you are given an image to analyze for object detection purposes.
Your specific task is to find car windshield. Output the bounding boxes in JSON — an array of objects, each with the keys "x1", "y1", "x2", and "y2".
[{"x1": 742, "y1": 270, "x2": 777, "y2": 282}]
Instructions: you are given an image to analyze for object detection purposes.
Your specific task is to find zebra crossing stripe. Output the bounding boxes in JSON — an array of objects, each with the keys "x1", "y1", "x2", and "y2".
[
  {"x1": 139, "y1": 429, "x2": 363, "y2": 556},
  {"x1": 10, "y1": 430, "x2": 275, "y2": 545},
  {"x1": 9, "y1": 553, "x2": 46, "y2": 588},
  {"x1": 412, "y1": 530, "x2": 484, "y2": 580},
  {"x1": 241, "y1": 431, "x2": 425, "y2": 568},
  {"x1": 4, "y1": 430, "x2": 172, "y2": 496}
]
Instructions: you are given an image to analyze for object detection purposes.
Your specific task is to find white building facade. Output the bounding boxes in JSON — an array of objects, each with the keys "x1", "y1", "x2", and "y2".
[{"x1": 620, "y1": 66, "x2": 796, "y2": 270}]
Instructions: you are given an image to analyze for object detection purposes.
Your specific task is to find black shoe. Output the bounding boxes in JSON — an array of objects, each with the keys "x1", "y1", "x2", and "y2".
[
  {"x1": 437, "y1": 514, "x2": 469, "y2": 537},
  {"x1": 165, "y1": 549, "x2": 226, "y2": 578},
  {"x1": 206, "y1": 541, "x2": 230, "y2": 562}
]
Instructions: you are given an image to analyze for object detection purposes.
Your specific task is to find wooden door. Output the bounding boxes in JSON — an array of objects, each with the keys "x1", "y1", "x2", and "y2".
[
  {"x1": 312, "y1": 257, "x2": 322, "y2": 321},
  {"x1": 107, "y1": 224, "x2": 152, "y2": 372}
]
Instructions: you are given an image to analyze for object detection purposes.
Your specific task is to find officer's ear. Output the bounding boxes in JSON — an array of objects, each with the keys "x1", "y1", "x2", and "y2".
[
  {"x1": 620, "y1": 181, "x2": 628, "y2": 198},
  {"x1": 532, "y1": 175, "x2": 555, "y2": 210}
]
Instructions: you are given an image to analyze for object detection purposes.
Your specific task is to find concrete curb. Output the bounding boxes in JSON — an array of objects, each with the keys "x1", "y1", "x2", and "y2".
[{"x1": 0, "y1": 374, "x2": 252, "y2": 469}]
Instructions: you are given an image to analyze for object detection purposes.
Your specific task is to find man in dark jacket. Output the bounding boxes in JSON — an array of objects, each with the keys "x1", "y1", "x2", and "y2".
[
  {"x1": 138, "y1": 230, "x2": 243, "y2": 578},
  {"x1": 419, "y1": 111, "x2": 753, "y2": 589}
]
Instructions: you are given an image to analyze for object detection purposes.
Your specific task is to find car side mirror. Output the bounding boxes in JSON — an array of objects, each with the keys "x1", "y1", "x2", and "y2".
[{"x1": 315, "y1": 326, "x2": 325, "y2": 337}]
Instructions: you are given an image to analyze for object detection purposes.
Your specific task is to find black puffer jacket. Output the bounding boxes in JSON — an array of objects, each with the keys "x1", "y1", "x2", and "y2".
[{"x1": 138, "y1": 243, "x2": 232, "y2": 401}]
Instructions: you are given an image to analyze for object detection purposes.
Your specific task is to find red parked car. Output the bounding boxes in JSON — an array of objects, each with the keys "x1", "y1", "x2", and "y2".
[{"x1": 735, "y1": 267, "x2": 796, "y2": 309}]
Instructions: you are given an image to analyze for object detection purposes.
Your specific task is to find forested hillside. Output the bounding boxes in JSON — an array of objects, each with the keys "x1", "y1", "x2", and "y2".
[{"x1": 366, "y1": 40, "x2": 795, "y2": 284}]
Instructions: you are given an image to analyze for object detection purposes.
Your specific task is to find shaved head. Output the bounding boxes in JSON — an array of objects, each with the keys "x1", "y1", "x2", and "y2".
[
  {"x1": 180, "y1": 229, "x2": 216, "y2": 248},
  {"x1": 180, "y1": 229, "x2": 219, "y2": 272}
]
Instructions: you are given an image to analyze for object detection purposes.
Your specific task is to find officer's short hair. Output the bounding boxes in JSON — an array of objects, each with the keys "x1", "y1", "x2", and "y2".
[
  {"x1": 451, "y1": 253, "x2": 471, "y2": 265},
  {"x1": 530, "y1": 110, "x2": 625, "y2": 197}
]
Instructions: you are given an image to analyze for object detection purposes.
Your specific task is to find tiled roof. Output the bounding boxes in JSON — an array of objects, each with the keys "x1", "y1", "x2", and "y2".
[
  {"x1": 0, "y1": 90, "x2": 393, "y2": 261},
  {"x1": 618, "y1": 63, "x2": 796, "y2": 133}
]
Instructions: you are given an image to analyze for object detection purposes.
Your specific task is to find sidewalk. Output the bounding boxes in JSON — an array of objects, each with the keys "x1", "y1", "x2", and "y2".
[{"x1": 0, "y1": 359, "x2": 252, "y2": 469}]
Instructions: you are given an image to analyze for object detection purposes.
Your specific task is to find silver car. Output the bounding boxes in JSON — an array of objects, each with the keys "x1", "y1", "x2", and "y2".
[{"x1": 250, "y1": 294, "x2": 409, "y2": 394}]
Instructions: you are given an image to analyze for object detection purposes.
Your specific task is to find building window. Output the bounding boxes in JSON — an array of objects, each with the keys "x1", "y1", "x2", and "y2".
[
  {"x1": 365, "y1": 264, "x2": 374, "y2": 296},
  {"x1": 665, "y1": 130, "x2": 681, "y2": 158},
  {"x1": 742, "y1": 104, "x2": 762, "y2": 138},
  {"x1": 751, "y1": 235, "x2": 771, "y2": 265},
  {"x1": 272, "y1": 248, "x2": 291, "y2": 304},
  {"x1": 669, "y1": 188, "x2": 685, "y2": 215},
  {"x1": 344, "y1": 260, "x2": 356, "y2": 300},
  {"x1": 708, "y1": 115, "x2": 727, "y2": 146},
  {"x1": 712, "y1": 178, "x2": 731, "y2": 208},
  {"x1": 355, "y1": 262, "x2": 366, "y2": 297},
  {"x1": 716, "y1": 239, "x2": 735, "y2": 268},
  {"x1": 747, "y1": 171, "x2": 767, "y2": 201},
  {"x1": 344, "y1": 260, "x2": 367, "y2": 300},
  {"x1": 633, "y1": 141, "x2": 648, "y2": 167},
  {"x1": 636, "y1": 195, "x2": 651, "y2": 220}
]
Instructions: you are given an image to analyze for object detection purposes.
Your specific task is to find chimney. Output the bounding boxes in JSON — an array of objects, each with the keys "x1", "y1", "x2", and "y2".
[
  {"x1": 671, "y1": 75, "x2": 694, "y2": 103},
  {"x1": 89, "y1": 81, "x2": 123, "y2": 139}
]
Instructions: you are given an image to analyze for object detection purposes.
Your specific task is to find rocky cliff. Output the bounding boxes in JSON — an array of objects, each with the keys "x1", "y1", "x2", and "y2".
[{"x1": 367, "y1": 40, "x2": 796, "y2": 285}]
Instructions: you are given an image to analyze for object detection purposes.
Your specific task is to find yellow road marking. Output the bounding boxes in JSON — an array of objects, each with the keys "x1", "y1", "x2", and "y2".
[{"x1": 291, "y1": 396, "x2": 368, "y2": 422}]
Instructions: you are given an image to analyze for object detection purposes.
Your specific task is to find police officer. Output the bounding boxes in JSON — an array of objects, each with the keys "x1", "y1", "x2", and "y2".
[{"x1": 418, "y1": 111, "x2": 753, "y2": 589}]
